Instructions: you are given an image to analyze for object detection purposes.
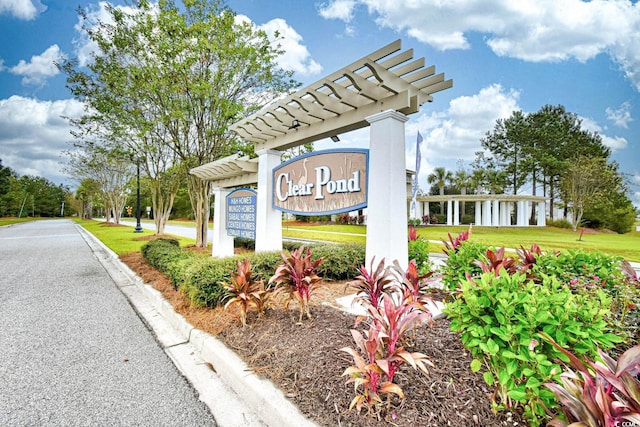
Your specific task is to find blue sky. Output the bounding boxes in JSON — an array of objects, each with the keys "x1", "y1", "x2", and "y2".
[{"x1": 0, "y1": 0, "x2": 639, "y2": 208}]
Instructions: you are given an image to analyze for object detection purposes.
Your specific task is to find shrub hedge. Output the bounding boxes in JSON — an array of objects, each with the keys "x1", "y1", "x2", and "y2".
[{"x1": 140, "y1": 239, "x2": 366, "y2": 307}]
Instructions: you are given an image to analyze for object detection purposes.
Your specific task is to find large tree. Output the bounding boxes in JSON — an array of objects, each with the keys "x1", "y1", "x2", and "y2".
[
  {"x1": 527, "y1": 105, "x2": 610, "y2": 219},
  {"x1": 65, "y1": 146, "x2": 133, "y2": 224},
  {"x1": 561, "y1": 156, "x2": 618, "y2": 231},
  {"x1": 479, "y1": 105, "x2": 612, "y2": 221},
  {"x1": 480, "y1": 110, "x2": 530, "y2": 196},
  {"x1": 60, "y1": 0, "x2": 298, "y2": 246}
]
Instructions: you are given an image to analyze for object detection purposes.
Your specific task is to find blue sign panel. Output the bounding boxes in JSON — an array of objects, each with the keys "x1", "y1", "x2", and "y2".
[{"x1": 226, "y1": 188, "x2": 257, "y2": 240}]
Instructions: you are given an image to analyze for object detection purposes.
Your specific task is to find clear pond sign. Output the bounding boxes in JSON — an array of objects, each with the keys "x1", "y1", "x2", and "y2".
[{"x1": 272, "y1": 149, "x2": 368, "y2": 216}]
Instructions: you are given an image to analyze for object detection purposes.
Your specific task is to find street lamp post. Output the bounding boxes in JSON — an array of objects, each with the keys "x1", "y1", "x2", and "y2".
[{"x1": 134, "y1": 158, "x2": 143, "y2": 233}]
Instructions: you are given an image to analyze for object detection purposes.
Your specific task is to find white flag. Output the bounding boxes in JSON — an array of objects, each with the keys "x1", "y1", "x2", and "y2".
[{"x1": 410, "y1": 131, "x2": 423, "y2": 218}]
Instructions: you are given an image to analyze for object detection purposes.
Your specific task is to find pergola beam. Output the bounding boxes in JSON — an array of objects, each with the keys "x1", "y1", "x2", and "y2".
[{"x1": 228, "y1": 39, "x2": 451, "y2": 152}]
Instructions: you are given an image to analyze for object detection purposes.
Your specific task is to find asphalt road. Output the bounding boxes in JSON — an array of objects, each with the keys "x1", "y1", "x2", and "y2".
[{"x1": 0, "y1": 219, "x2": 217, "y2": 426}]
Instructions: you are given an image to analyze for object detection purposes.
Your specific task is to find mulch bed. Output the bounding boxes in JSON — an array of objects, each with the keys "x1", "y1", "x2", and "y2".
[{"x1": 120, "y1": 251, "x2": 526, "y2": 426}]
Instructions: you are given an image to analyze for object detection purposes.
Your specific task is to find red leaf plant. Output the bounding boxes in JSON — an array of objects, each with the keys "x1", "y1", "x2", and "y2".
[
  {"x1": 223, "y1": 258, "x2": 271, "y2": 327},
  {"x1": 441, "y1": 230, "x2": 470, "y2": 255},
  {"x1": 408, "y1": 226, "x2": 418, "y2": 242},
  {"x1": 269, "y1": 245, "x2": 323, "y2": 323},
  {"x1": 342, "y1": 260, "x2": 435, "y2": 419},
  {"x1": 541, "y1": 332, "x2": 640, "y2": 427},
  {"x1": 347, "y1": 257, "x2": 397, "y2": 310},
  {"x1": 475, "y1": 247, "x2": 518, "y2": 276}
]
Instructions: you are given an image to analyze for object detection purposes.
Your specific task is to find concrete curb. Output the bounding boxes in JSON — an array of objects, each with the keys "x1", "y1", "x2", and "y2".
[{"x1": 76, "y1": 225, "x2": 316, "y2": 427}]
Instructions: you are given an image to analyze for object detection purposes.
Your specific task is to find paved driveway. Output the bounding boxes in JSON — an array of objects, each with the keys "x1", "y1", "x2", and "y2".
[{"x1": 0, "y1": 219, "x2": 216, "y2": 426}]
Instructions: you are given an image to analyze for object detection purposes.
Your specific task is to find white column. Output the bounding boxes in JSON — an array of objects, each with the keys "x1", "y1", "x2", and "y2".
[
  {"x1": 517, "y1": 200, "x2": 526, "y2": 226},
  {"x1": 492, "y1": 199, "x2": 500, "y2": 226},
  {"x1": 475, "y1": 201, "x2": 482, "y2": 226},
  {"x1": 447, "y1": 200, "x2": 453, "y2": 225},
  {"x1": 500, "y1": 201, "x2": 509, "y2": 226},
  {"x1": 365, "y1": 110, "x2": 409, "y2": 269},
  {"x1": 211, "y1": 187, "x2": 235, "y2": 258},
  {"x1": 424, "y1": 201, "x2": 430, "y2": 218},
  {"x1": 537, "y1": 201, "x2": 546, "y2": 226},
  {"x1": 483, "y1": 200, "x2": 492, "y2": 226},
  {"x1": 255, "y1": 149, "x2": 282, "y2": 253},
  {"x1": 415, "y1": 200, "x2": 423, "y2": 223},
  {"x1": 453, "y1": 200, "x2": 460, "y2": 226}
]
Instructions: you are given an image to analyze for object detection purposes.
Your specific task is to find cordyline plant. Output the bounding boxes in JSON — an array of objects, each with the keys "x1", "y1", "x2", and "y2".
[
  {"x1": 392, "y1": 259, "x2": 438, "y2": 313},
  {"x1": 441, "y1": 229, "x2": 470, "y2": 255},
  {"x1": 408, "y1": 226, "x2": 418, "y2": 242},
  {"x1": 223, "y1": 258, "x2": 271, "y2": 327},
  {"x1": 341, "y1": 294, "x2": 433, "y2": 418},
  {"x1": 475, "y1": 247, "x2": 518, "y2": 276},
  {"x1": 347, "y1": 257, "x2": 397, "y2": 310},
  {"x1": 541, "y1": 332, "x2": 640, "y2": 427},
  {"x1": 268, "y1": 245, "x2": 323, "y2": 322},
  {"x1": 342, "y1": 259, "x2": 435, "y2": 418}
]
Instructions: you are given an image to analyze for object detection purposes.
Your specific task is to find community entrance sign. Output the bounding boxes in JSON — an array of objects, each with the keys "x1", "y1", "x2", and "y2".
[
  {"x1": 226, "y1": 188, "x2": 257, "y2": 240},
  {"x1": 191, "y1": 39, "x2": 453, "y2": 264},
  {"x1": 272, "y1": 149, "x2": 368, "y2": 216}
]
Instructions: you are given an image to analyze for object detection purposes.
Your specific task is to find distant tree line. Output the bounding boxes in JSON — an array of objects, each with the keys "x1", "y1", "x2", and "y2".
[
  {"x1": 425, "y1": 105, "x2": 637, "y2": 233},
  {"x1": 0, "y1": 159, "x2": 73, "y2": 218}
]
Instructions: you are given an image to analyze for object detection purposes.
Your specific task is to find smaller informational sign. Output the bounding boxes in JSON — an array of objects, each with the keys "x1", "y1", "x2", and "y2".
[{"x1": 226, "y1": 188, "x2": 257, "y2": 240}]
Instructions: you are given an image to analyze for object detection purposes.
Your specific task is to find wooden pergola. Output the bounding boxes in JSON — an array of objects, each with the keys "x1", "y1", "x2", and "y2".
[{"x1": 191, "y1": 39, "x2": 452, "y2": 264}]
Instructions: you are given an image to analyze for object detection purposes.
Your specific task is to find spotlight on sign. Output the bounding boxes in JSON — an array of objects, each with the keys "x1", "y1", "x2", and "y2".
[
  {"x1": 330, "y1": 135, "x2": 340, "y2": 142},
  {"x1": 288, "y1": 120, "x2": 301, "y2": 130}
]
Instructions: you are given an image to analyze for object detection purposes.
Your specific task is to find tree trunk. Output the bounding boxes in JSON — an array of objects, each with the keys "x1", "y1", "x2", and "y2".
[
  {"x1": 529, "y1": 171, "x2": 537, "y2": 224},
  {"x1": 549, "y1": 178, "x2": 555, "y2": 221},
  {"x1": 187, "y1": 174, "x2": 212, "y2": 248},
  {"x1": 149, "y1": 179, "x2": 177, "y2": 236}
]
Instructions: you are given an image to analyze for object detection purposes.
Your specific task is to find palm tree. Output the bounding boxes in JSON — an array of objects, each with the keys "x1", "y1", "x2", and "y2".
[
  {"x1": 427, "y1": 167, "x2": 452, "y2": 213},
  {"x1": 451, "y1": 168, "x2": 471, "y2": 220}
]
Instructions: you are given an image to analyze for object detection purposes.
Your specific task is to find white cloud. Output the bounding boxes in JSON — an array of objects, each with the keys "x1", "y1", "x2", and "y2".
[
  {"x1": 75, "y1": 6, "x2": 322, "y2": 77},
  {"x1": 318, "y1": 0, "x2": 357, "y2": 22},
  {"x1": 257, "y1": 18, "x2": 323, "y2": 76},
  {"x1": 318, "y1": 0, "x2": 640, "y2": 91},
  {"x1": 606, "y1": 101, "x2": 633, "y2": 128},
  {"x1": 0, "y1": 0, "x2": 46, "y2": 20},
  {"x1": 9, "y1": 45, "x2": 64, "y2": 85},
  {"x1": 408, "y1": 84, "x2": 521, "y2": 180},
  {"x1": 580, "y1": 115, "x2": 629, "y2": 151},
  {"x1": 0, "y1": 96, "x2": 84, "y2": 185}
]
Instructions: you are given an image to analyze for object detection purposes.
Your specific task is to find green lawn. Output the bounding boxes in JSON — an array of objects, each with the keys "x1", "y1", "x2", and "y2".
[
  {"x1": 72, "y1": 218, "x2": 196, "y2": 255},
  {"x1": 283, "y1": 222, "x2": 640, "y2": 262},
  {"x1": 0, "y1": 217, "x2": 37, "y2": 226}
]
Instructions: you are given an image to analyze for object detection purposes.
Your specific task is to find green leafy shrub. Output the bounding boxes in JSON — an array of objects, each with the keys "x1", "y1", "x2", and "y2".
[
  {"x1": 141, "y1": 238, "x2": 193, "y2": 287},
  {"x1": 245, "y1": 251, "x2": 283, "y2": 283},
  {"x1": 439, "y1": 239, "x2": 488, "y2": 291},
  {"x1": 546, "y1": 217, "x2": 573, "y2": 229},
  {"x1": 533, "y1": 250, "x2": 640, "y2": 348},
  {"x1": 310, "y1": 243, "x2": 365, "y2": 280},
  {"x1": 408, "y1": 238, "x2": 431, "y2": 275},
  {"x1": 180, "y1": 256, "x2": 238, "y2": 307},
  {"x1": 446, "y1": 270, "x2": 621, "y2": 426}
]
